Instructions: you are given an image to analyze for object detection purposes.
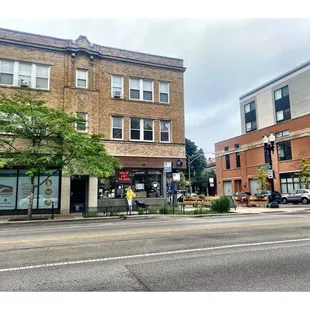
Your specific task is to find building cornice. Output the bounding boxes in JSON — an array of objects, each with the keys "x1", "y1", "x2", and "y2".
[{"x1": 0, "y1": 29, "x2": 186, "y2": 72}]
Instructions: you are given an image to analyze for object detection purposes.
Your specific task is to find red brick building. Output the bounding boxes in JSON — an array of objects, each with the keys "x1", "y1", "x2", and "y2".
[{"x1": 215, "y1": 60, "x2": 310, "y2": 196}]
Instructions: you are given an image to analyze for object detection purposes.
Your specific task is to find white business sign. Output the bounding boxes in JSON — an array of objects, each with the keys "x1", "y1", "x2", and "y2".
[
  {"x1": 173, "y1": 173, "x2": 180, "y2": 182},
  {"x1": 164, "y1": 162, "x2": 172, "y2": 173},
  {"x1": 267, "y1": 169, "x2": 273, "y2": 179}
]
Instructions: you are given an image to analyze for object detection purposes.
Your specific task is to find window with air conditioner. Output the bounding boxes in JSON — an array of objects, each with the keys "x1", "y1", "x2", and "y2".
[
  {"x1": 19, "y1": 63, "x2": 32, "y2": 87},
  {"x1": 0, "y1": 59, "x2": 50, "y2": 90},
  {"x1": 111, "y1": 75, "x2": 123, "y2": 98}
]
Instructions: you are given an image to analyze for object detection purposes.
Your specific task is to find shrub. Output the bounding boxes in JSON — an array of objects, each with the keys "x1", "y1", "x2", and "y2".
[
  {"x1": 84, "y1": 212, "x2": 100, "y2": 218},
  {"x1": 159, "y1": 206, "x2": 172, "y2": 214},
  {"x1": 138, "y1": 208, "x2": 145, "y2": 215},
  {"x1": 149, "y1": 206, "x2": 159, "y2": 214},
  {"x1": 210, "y1": 196, "x2": 231, "y2": 213}
]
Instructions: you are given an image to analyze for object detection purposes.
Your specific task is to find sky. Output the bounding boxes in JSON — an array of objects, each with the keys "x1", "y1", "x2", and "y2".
[{"x1": 1, "y1": 17, "x2": 310, "y2": 155}]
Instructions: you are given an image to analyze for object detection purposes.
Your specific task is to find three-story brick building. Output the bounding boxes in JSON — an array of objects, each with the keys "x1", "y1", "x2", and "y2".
[{"x1": 0, "y1": 28, "x2": 186, "y2": 215}]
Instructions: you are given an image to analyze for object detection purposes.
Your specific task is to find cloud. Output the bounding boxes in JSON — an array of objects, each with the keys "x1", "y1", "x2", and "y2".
[{"x1": 1, "y1": 19, "x2": 310, "y2": 154}]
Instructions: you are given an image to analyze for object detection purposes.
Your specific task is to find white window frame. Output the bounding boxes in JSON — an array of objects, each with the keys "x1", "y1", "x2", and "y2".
[
  {"x1": 129, "y1": 78, "x2": 154, "y2": 102},
  {"x1": 76, "y1": 69, "x2": 88, "y2": 89},
  {"x1": 160, "y1": 120, "x2": 171, "y2": 143},
  {"x1": 0, "y1": 59, "x2": 50, "y2": 90},
  {"x1": 159, "y1": 81, "x2": 170, "y2": 103},
  {"x1": 111, "y1": 75, "x2": 124, "y2": 99},
  {"x1": 129, "y1": 118, "x2": 154, "y2": 142},
  {"x1": 75, "y1": 112, "x2": 88, "y2": 133},
  {"x1": 111, "y1": 116, "x2": 124, "y2": 140},
  {"x1": 0, "y1": 60, "x2": 14, "y2": 86},
  {"x1": 276, "y1": 110, "x2": 284, "y2": 122}
]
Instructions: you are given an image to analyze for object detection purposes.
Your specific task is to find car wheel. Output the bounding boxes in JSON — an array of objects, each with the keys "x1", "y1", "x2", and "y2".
[
  {"x1": 281, "y1": 198, "x2": 288, "y2": 204},
  {"x1": 302, "y1": 198, "x2": 309, "y2": 205}
]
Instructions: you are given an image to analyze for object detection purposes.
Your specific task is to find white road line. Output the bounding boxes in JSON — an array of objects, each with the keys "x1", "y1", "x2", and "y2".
[{"x1": 1, "y1": 237, "x2": 310, "y2": 273}]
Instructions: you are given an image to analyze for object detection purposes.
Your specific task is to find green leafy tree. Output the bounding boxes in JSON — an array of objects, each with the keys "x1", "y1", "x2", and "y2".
[
  {"x1": 0, "y1": 91, "x2": 121, "y2": 220},
  {"x1": 298, "y1": 154, "x2": 310, "y2": 188},
  {"x1": 255, "y1": 168, "x2": 268, "y2": 191},
  {"x1": 185, "y1": 138, "x2": 207, "y2": 193}
]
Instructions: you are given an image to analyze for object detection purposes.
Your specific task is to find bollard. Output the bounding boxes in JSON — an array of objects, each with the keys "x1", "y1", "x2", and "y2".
[{"x1": 51, "y1": 201, "x2": 54, "y2": 220}]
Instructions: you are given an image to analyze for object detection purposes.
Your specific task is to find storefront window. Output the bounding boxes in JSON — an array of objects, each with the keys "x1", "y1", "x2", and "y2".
[
  {"x1": 0, "y1": 169, "x2": 60, "y2": 211},
  {"x1": 98, "y1": 169, "x2": 163, "y2": 198},
  {"x1": 0, "y1": 169, "x2": 18, "y2": 210},
  {"x1": 280, "y1": 173, "x2": 309, "y2": 194}
]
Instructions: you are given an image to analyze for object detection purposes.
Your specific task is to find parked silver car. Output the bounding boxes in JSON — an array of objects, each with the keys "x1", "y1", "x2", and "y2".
[{"x1": 281, "y1": 189, "x2": 310, "y2": 205}]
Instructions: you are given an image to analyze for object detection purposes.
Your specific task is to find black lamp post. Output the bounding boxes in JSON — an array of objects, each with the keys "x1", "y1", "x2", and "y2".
[{"x1": 263, "y1": 133, "x2": 279, "y2": 208}]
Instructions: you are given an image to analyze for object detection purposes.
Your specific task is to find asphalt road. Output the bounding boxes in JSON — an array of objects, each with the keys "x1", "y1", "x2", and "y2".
[{"x1": 1, "y1": 212, "x2": 310, "y2": 291}]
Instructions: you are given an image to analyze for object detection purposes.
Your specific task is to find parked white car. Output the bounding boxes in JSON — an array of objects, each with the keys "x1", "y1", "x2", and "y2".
[{"x1": 18, "y1": 195, "x2": 58, "y2": 209}]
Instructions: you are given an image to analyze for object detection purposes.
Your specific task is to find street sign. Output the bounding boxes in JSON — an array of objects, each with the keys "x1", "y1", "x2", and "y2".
[
  {"x1": 210, "y1": 183, "x2": 214, "y2": 187},
  {"x1": 209, "y1": 178, "x2": 214, "y2": 183},
  {"x1": 164, "y1": 162, "x2": 172, "y2": 173},
  {"x1": 267, "y1": 169, "x2": 273, "y2": 179},
  {"x1": 173, "y1": 173, "x2": 180, "y2": 182}
]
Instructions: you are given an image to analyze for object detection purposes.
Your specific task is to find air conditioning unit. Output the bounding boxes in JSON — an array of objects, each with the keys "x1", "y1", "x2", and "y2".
[
  {"x1": 113, "y1": 90, "x2": 122, "y2": 98},
  {"x1": 19, "y1": 79, "x2": 30, "y2": 87}
]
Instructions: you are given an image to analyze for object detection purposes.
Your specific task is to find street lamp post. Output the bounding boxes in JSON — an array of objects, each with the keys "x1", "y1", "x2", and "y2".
[
  {"x1": 263, "y1": 133, "x2": 279, "y2": 208},
  {"x1": 187, "y1": 152, "x2": 214, "y2": 195}
]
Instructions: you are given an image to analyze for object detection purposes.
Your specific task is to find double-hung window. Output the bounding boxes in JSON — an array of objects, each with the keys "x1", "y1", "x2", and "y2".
[
  {"x1": 130, "y1": 118, "x2": 154, "y2": 141},
  {"x1": 0, "y1": 60, "x2": 14, "y2": 85},
  {"x1": 75, "y1": 112, "x2": 88, "y2": 132},
  {"x1": 129, "y1": 78, "x2": 154, "y2": 101},
  {"x1": 159, "y1": 81, "x2": 169, "y2": 103},
  {"x1": 274, "y1": 85, "x2": 291, "y2": 123},
  {"x1": 0, "y1": 59, "x2": 50, "y2": 90},
  {"x1": 244, "y1": 101, "x2": 257, "y2": 133},
  {"x1": 160, "y1": 121, "x2": 171, "y2": 142},
  {"x1": 112, "y1": 116, "x2": 123, "y2": 140},
  {"x1": 277, "y1": 141, "x2": 292, "y2": 161},
  {"x1": 76, "y1": 69, "x2": 88, "y2": 88},
  {"x1": 111, "y1": 75, "x2": 123, "y2": 98}
]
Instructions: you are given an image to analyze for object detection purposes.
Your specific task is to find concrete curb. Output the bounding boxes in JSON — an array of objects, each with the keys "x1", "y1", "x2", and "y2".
[{"x1": 0, "y1": 208, "x2": 309, "y2": 226}]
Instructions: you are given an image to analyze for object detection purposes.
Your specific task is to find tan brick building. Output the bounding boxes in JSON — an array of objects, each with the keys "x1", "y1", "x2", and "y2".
[
  {"x1": 0, "y1": 28, "x2": 186, "y2": 215},
  {"x1": 215, "y1": 60, "x2": 310, "y2": 197}
]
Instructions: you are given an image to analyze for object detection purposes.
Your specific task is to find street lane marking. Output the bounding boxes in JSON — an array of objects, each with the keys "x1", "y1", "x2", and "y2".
[
  {"x1": 1, "y1": 237, "x2": 310, "y2": 273},
  {"x1": 1, "y1": 219, "x2": 310, "y2": 245}
]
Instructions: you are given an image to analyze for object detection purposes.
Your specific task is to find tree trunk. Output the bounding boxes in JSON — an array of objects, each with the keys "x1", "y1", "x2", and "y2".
[{"x1": 27, "y1": 175, "x2": 35, "y2": 220}]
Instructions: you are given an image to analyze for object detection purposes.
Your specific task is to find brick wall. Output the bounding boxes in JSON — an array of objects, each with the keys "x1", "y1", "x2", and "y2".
[
  {"x1": 0, "y1": 28, "x2": 186, "y2": 165},
  {"x1": 215, "y1": 115, "x2": 310, "y2": 195}
]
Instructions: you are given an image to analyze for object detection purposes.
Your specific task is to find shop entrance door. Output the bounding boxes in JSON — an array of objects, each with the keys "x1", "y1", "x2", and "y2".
[{"x1": 70, "y1": 176, "x2": 88, "y2": 213}]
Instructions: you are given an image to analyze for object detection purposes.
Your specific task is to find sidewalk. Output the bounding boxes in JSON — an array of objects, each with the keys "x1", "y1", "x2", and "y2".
[
  {"x1": 231, "y1": 206, "x2": 310, "y2": 214},
  {"x1": 0, "y1": 206, "x2": 309, "y2": 225}
]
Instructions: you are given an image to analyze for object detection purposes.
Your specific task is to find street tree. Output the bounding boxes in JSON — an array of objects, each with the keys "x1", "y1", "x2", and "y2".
[
  {"x1": 255, "y1": 167, "x2": 269, "y2": 191},
  {"x1": 298, "y1": 154, "x2": 310, "y2": 188},
  {"x1": 185, "y1": 138, "x2": 207, "y2": 193},
  {"x1": 0, "y1": 91, "x2": 121, "y2": 220}
]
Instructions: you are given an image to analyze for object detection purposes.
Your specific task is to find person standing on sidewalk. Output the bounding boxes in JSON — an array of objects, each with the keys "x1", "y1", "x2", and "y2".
[{"x1": 126, "y1": 186, "x2": 135, "y2": 215}]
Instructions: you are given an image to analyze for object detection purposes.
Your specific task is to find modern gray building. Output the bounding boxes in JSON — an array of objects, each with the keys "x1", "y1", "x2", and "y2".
[{"x1": 240, "y1": 60, "x2": 310, "y2": 134}]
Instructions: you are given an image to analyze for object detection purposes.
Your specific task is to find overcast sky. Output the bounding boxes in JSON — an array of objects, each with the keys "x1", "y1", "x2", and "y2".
[{"x1": 1, "y1": 18, "x2": 310, "y2": 154}]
